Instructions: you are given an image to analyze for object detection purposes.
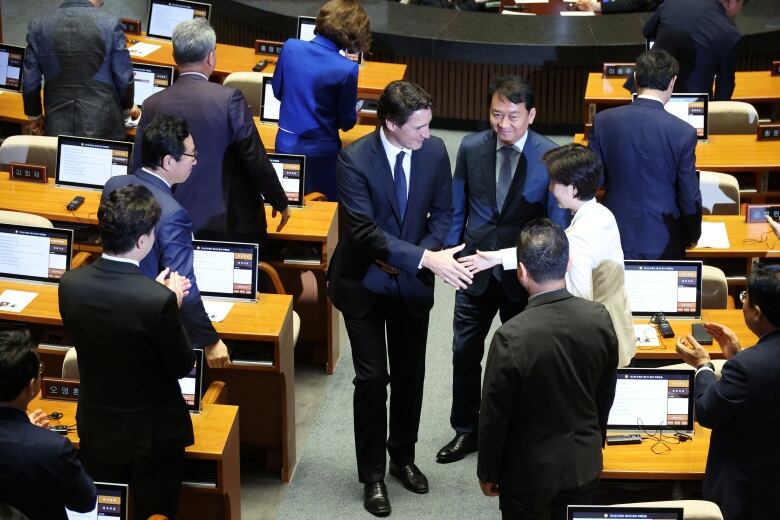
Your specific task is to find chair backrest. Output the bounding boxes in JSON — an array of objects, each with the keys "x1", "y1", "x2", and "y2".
[
  {"x1": 0, "y1": 210, "x2": 53, "y2": 228},
  {"x1": 699, "y1": 171, "x2": 740, "y2": 215},
  {"x1": 223, "y1": 72, "x2": 268, "y2": 117},
  {"x1": 702, "y1": 265, "x2": 728, "y2": 309},
  {"x1": 62, "y1": 347, "x2": 80, "y2": 379},
  {"x1": 0, "y1": 135, "x2": 58, "y2": 172},
  {"x1": 708, "y1": 101, "x2": 759, "y2": 135}
]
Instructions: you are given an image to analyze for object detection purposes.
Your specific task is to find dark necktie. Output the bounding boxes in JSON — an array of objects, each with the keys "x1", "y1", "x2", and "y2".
[
  {"x1": 394, "y1": 150, "x2": 407, "y2": 220},
  {"x1": 496, "y1": 146, "x2": 514, "y2": 211}
]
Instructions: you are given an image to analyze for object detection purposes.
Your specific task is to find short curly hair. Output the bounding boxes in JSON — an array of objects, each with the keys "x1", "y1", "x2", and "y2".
[{"x1": 315, "y1": 0, "x2": 371, "y2": 54}]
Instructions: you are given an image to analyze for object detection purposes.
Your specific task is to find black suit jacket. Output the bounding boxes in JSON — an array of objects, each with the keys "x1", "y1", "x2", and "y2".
[
  {"x1": 0, "y1": 407, "x2": 96, "y2": 520},
  {"x1": 478, "y1": 289, "x2": 618, "y2": 507},
  {"x1": 602, "y1": 0, "x2": 661, "y2": 14},
  {"x1": 58, "y1": 258, "x2": 194, "y2": 461}
]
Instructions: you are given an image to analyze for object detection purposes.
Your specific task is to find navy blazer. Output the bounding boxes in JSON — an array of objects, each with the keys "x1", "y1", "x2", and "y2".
[
  {"x1": 589, "y1": 97, "x2": 701, "y2": 259},
  {"x1": 327, "y1": 130, "x2": 452, "y2": 318},
  {"x1": 447, "y1": 129, "x2": 569, "y2": 299},
  {"x1": 0, "y1": 407, "x2": 96, "y2": 520}
]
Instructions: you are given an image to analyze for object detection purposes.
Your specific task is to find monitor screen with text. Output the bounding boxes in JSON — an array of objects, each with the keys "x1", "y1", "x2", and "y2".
[
  {"x1": 0, "y1": 223, "x2": 73, "y2": 284},
  {"x1": 178, "y1": 348, "x2": 203, "y2": 413},
  {"x1": 132, "y1": 63, "x2": 173, "y2": 108},
  {"x1": 267, "y1": 153, "x2": 305, "y2": 206},
  {"x1": 624, "y1": 260, "x2": 702, "y2": 318},
  {"x1": 607, "y1": 369, "x2": 694, "y2": 432},
  {"x1": 297, "y1": 16, "x2": 316, "y2": 42},
  {"x1": 147, "y1": 0, "x2": 211, "y2": 40},
  {"x1": 56, "y1": 136, "x2": 132, "y2": 190},
  {"x1": 569, "y1": 506, "x2": 683, "y2": 520},
  {"x1": 0, "y1": 44, "x2": 24, "y2": 92},
  {"x1": 67, "y1": 482, "x2": 128, "y2": 520},
  {"x1": 260, "y1": 76, "x2": 281, "y2": 123},
  {"x1": 192, "y1": 239, "x2": 258, "y2": 301}
]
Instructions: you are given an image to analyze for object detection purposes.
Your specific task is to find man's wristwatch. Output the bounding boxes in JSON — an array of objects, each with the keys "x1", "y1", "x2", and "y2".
[{"x1": 697, "y1": 361, "x2": 715, "y2": 372}]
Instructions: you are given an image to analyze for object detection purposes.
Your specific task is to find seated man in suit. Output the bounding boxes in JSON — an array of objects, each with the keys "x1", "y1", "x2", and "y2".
[
  {"x1": 105, "y1": 114, "x2": 229, "y2": 368},
  {"x1": 0, "y1": 326, "x2": 96, "y2": 519},
  {"x1": 478, "y1": 219, "x2": 618, "y2": 520},
  {"x1": 589, "y1": 50, "x2": 701, "y2": 260},
  {"x1": 59, "y1": 185, "x2": 194, "y2": 520},
  {"x1": 676, "y1": 263, "x2": 780, "y2": 519}
]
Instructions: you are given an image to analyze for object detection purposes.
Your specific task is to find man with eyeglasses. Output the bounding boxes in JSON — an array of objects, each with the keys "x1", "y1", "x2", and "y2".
[
  {"x1": 436, "y1": 76, "x2": 569, "y2": 464},
  {"x1": 676, "y1": 263, "x2": 780, "y2": 518}
]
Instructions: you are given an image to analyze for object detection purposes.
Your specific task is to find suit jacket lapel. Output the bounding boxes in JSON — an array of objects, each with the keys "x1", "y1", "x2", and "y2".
[
  {"x1": 404, "y1": 149, "x2": 426, "y2": 233},
  {"x1": 369, "y1": 130, "x2": 402, "y2": 225},
  {"x1": 481, "y1": 133, "x2": 498, "y2": 211}
]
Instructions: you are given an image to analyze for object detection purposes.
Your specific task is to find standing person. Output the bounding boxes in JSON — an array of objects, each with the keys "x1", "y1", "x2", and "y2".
[
  {"x1": 59, "y1": 185, "x2": 194, "y2": 520},
  {"x1": 328, "y1": 80, "x2": 472, "y2": 517},
  {"x1": 589, "y1": 50, "x2": 701, "y2": 260},
  {"x1": 271, "y1": 0, "x2": 371, "y2": 201},
  {"x1": 134, "y1": 18, "x2": 290, "y2": 253},
  {"x1": 478, "y1": 219, "x2": 618, "y2": 520},
  {"x1": 436, "y1": 76, "x2": 569, "y2": 465},
  {"x1": 23, "y1": 0, "x2": 138, "y2": 139}
]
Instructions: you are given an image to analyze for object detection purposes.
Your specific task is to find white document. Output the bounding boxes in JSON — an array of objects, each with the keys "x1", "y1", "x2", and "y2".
[
  {"x1": 696, "y1": 221, "x2": 730, "y2": 249},
  {"x1": 502, "y1": 10, "x2": 537, "y2": 14},
  {"x1": 634, "y1": 325, "x2": 660, "y2": 347},
  {"x1": 513, "y1": 0, "x2": 549, "y2": 3},
  {"x1": 560, "y1": 10, "x2": 595, "y2": 15},
  {"x1": 58, "y1": 143, "x2": 115, "y2": 187},
  {"x1": 202, "y1": 300, "x2": 234, "y2": 322},
  {"x1": 609, "y1": 378, "x2": 669, "y2": 426},
  {"x1": 0, "y1": 289, "x2": 38, "y2": 313},
  {"x1": 128, "y1": 42, "x2": 161, "y2": 58},
  {"x1": 194, "y1": 249, "x2": 235, "y2": 294}
]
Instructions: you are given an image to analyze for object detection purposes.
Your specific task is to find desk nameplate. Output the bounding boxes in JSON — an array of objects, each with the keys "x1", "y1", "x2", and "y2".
[
  {"x1": 121, "y1": 18, "x2": 142, "y2": 35},
  {"x1": 10, "y1": 162, "x2": 47, "y2": 183},
  {"x1": 758, "y1": 123, "x2": 780, "y2": 141},
  {"x1": 41, "y1": 377, "x2": 80, "y2": 401}
]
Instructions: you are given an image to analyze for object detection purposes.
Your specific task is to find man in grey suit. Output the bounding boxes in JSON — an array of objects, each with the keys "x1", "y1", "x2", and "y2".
[
  {"x1": 478, "y1": 219, "x2": 618, "y2": 519},
  {"x1": 438, "y1": 76, "x2": 569, "y2": 463}
]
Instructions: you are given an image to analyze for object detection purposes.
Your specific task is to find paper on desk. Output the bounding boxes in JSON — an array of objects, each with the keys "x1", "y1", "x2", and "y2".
[
  {"x1": 502, "y1": 10, "x2": 537, "y2": 14},
  {"x1": 634, "y1": 325, "x2": 660, "y2": 347},
  {"x1": 514, "y1": 0, "x2": 548, "y2": 4},
  {"x1": 128, "y1": 42, "x2": 161, "y2": 57},
  {"x1": 560, "y1": 10, "x2": 595, "y2": 15},
  {"x1": 696, "y1": 221, "x2": 730, "y2": 249},
  {"x1": 0, "y1": 289, "x2": 38, "y2": 313},
  {"x1": 203, "y1": 300, "x2": 234, "y2": 322}
]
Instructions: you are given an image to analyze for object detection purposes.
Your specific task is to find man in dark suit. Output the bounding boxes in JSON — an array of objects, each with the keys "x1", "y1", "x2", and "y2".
[
  {"x1": 133, "y1": 18, "x2": 290, "y2": 252},
  {"x1": 59, "y1": 185, "x2": 194, "y2": 520},
  {"x1": 576, "y1": 0, "x2": 661, "y2": 14},
  {"x1": 438, "y1": 76, "x2": 569, "y2": 463},
  {"x1": 328, "y1": 80, "x2": 472, "y2": 516},
  {"x1": 676, "y1": 263, "x2": 780, "y2": 519},
  {"x1": 589, "y1": 50, "x2": 701, "y2": 260},
  {"x1": 0, "y1": 327, "x2": 96, "y2": 519},
  {"x1": 478, "y1": 219, "x2": 618, "y2": 520},
  {"x1": 643, "y1": 0, "x2": 745, "y2": 100},
  {"x1": 106, "y1": 114, "x2": 229, "y2": 368}
]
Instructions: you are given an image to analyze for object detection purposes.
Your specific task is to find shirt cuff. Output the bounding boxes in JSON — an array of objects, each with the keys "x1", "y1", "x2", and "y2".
[
  {"x1": 418, "y1": 250, "x2": 427, "y2": 270},
  {"x1": 499, "y1": 247, "x2": 518, "y2": 271},
  {"x1": 695, "y1": 365, "x2": 714, "y2": 376}
]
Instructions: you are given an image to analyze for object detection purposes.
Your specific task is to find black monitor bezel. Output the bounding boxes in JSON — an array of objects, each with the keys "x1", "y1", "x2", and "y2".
[
  {"x1": 55, "y1": 135, "x2": 133, "y2": 191},
  {"x1": 624, "y1": 259, "x2": 703, "y2": 318},
  {"x1": 191, "y1": 239, "x2": 259, "y2": 302},
  {"x1": 131, "y1": 63, "x2": 174, "y2": 108},
  {"x1": 266, "y1": 152, "x2": 306, "y2": 207},
  {"x1": 146, "y1": 0, "x2": 212, "y2": 41},
  {"x1": 0, "y1": 223, "x2": 73, "y2": 285},
  {"x1": 0, "y1": 43, "x2": 25, "y2": 93},
  {"x1": 296, "y1": 16, "x2": 317, "y2": 41}
]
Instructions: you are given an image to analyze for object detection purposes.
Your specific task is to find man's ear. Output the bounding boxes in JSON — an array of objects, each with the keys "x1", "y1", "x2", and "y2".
[
  {"x1": 566, "y1": 255, "x2": 573, "y2": 274},
  {"x1": 517, "y1": 262, "x2": 528, "y2": 284}
]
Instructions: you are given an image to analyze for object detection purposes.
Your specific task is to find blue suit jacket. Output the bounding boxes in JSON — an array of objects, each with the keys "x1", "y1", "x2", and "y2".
[
  {"x1": 589, "y1": 97, "x2": 701, "y2": 259},
  {"x1": 0, "y1": 407, "x2": 96, "y2": 520},
  {"x1": 447, "y1": 129, "x2": 569, "y2": 299},
  {"x1": 104, "y1": 170, "x2": 219, "y2": 349},
  {"x1": 694, "y1": 329, "x2": 780, "y2": 519},
  {"x1": 327, "y1": 130, "x2": 452, "y2": 318}
]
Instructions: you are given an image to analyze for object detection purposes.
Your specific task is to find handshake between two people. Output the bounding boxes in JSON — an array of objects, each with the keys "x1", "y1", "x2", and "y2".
[{"x1": 421, "y1": 244, "x2": 506, "y2": 290}]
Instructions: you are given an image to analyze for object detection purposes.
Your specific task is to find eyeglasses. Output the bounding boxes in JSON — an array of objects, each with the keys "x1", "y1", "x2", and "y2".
[
  {"x1": 490, "y1": 112, "x2": 523, "y2": 123},
  {"x1": 739, "y1": 290, "x2": 747, "y2": 304},
  {"x1": 181, "y1": 149, "x2": 198, "y2": 159}
]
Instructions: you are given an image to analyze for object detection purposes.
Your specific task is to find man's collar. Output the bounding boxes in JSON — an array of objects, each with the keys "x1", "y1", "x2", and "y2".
[
  {"x1": 101, "y1": 253, "x2": 140, "y2": 267},
  {"x1": 380, "y1": 127, "x2": 411, "y2": 158},
  {"x1": 525, "y1": 287, "x2": 572, "y2": 310},
  {"x1": 636, "y1": 93, "x2": 666, "y2": 105},
  {"x1": 141, "y1": 167, "x2": 172, "y2": 188},
  {"x1": 179, "y1": 71, "x2": 209, "y2": 81},
  {"x1": 495, "y1": 130, "x2": 529, "y2": 153}
]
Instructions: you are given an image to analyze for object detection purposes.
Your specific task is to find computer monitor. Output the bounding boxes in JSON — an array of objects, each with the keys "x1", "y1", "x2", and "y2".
[
  {"x1": 56, "y1": 136, "x2": 133, "y2": 191},
  {"x1": 179, "y1": 348, "x2": 204, "y2": 413},
  {"x1": 66, "y1": 481, "x2": 128, "y2": 520},
  {"x1": 569, "y1": 505, "x2": 683, "y2": 520},
  {"x1": 632, "y1": 92, "x2": 708, "y2": 140},
  {"x1": 608, "y1": 368, "x2": 695, "y2": 433},
  {"x1": 132, "y1": 63, "x2": 174, "y2": 108},
  {"x1": 0, "y1": 223, "x2": 73, "y2": 284},
  {"x1": 297, "y1": 16, "x2": 317, "y2": 42},
  {"x1": 267, "y1": 153, "x2": 305, "y2": 206},
  {"x1": 260, "y1": 76, "x2": 281, "y2": 123},
  {"x1": 0, "y1": 43, "x2": 24, "y2": 93},
  {"x1": 146, "y1": 0, "x2": 211, "y2": 41},
  {"x1": 192, "y1": 239, "x2": 259, "y2": 302},
  {"x1": 624, "y1": 260, "x2": 703, "y2": 319}
]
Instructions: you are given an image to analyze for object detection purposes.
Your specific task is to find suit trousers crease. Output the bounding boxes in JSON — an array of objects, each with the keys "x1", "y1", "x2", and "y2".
[{"x1": 344, "y1": 293, "x2": 429, "y2": 484}]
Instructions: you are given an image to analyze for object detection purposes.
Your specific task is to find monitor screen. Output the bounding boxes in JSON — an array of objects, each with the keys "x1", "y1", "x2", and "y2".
[
  {"x1": 146, "y1": 0, "x2": 211, "y2": 40},
  {"x1": 260, "y1": 76, "x2": 281, "y2": 123},
  {"x1": 66, "y1": 482, "x2": 128, "y2": 520},
  {"x1": 632, "y1": 92, "x2": 708, "y2": 140},
  {"x1": 569, "y1": 506, "x2": 683, "y2": 520},
  {"x1": 297, "y1": 16, "x2": 316, "y2": 42},
  {"x1": 624, "y1": 260, "x2": 703, "y2": 318},
  {"x1": 607, "y1": 368, "x2": 694, "y2": 432},
  {"x1": 192, "y1": 239, "x2": 258, "y2": 302},
  {"x1": 56, "y1": 136, "x2": 133, "y2": 190},
  {"x1": 0, "y1": 223, "x2": 73, "y2": 284},
  {"x1": 132, "y1": 63, "x2": 173, "y2": 108},
  {"x1": 267, "y1": 153, "x2": 305, "y2": 206},
  {"x1": 178, "y1": 348, "x2": 204, "y2": 413},
  {"x1": 0, "y1": 44, "x2": 24, "y2": 92}
]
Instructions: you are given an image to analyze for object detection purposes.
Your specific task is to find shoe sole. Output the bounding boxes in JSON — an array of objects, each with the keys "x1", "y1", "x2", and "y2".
[
  {"x1": 365, "y1": 505, "x2": 391, "y2": 517},
  {"x1": 389, "y1": 467, "x2": 429, "y2": 494}
]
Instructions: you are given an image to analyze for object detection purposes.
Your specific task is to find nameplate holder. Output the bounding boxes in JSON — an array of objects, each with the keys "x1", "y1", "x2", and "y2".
[
  {"x1": 255, "y1": 39, "x2": 283, "y2": 56},
  {"x1": 757, "y1": 124, "x2": 780, "y2": 141},
  {"x1": 771, "y1": 61, "x2": 780, "y2": 76},
  {"x1": 9, "y1": 162, "x2": 47, "y2": 183},
  {"x1": 602, "y1": 63, "x2": 635, "y2": 78},
  {"x1": 41, "y1": 377, "x2": 80, "y2": 402},
  {"x1": 746, "y1": 204, "x2": 780, "y2": 223}
]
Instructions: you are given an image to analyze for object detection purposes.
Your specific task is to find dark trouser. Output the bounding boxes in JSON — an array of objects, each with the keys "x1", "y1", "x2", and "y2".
[
  {"x1": 451, "y1": 276, "x2": 526, "y2": 433},
  {"x1": 344, "y1": 296, "x2": 429, "y2": 484},
  {"x1": 80, "y1": 443, "x2": 185, "y2": 520},
  {"x1": 303, "y1": 154, "x2": 340, "y2": 202},
  {"x1": 500, "y1": 478, "x2": 600, "y2": 520}
]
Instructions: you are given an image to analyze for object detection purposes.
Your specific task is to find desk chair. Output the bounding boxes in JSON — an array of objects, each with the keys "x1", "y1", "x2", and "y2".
[
  {"x1": 702, "y1": 265, "x2": 729, "y2": 309},
  {"x1": 0, "y1": 135, "x2": 58, "y2": 172},
  {"x1": 61, "y1": 347, "x2": 79, "y2": 379},
  {"x1": 708, "y1": 101, "x2": 759, "y2": 135},
  {"x1": 616, "y1": 500, "x2": 723, "y2": 520},
  {"x1": 223, "y1": 72, "x2": 267, "y2": 117},
  {"x1": 0, "y1": 209, "x2": 53, "y2": 228},
  {"x1": 699, "y1": 171, "x2": 739, "y2": 215},
  {"x1": 258, "y1": 262, "x2": 301, "y2": 344}
]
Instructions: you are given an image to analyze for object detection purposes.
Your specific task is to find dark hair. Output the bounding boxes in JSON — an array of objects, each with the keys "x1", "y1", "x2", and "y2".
[
  {"x1": 488, "y1": 76, "x2": 534, "y2": 111},
  {"x1": 377, "y1": 80, "x2": 434, "y2": 129},
  {"x1": 0, "y1": 328, "x2": 38, "y2": 402},
  {"x1": 99, "y1": 185, "x2": 161, "y2": 255},
  {"x1": 515, "y1": 218, "x2": 569, "y2": 283},
  {"x1": 141, "y1": 114, "x2": 190, "y2": 168},
  {"x1": 747, "y1": 263, "x2": 780, "y2": 327},
  {"x1": 635, "y1": 50, "x2": 679, "y2": 91},
  {"x1": 315, "y1": 0, "x2": 371, "y2": 53},
  {"x1": 543, "y1": 144, "x2": 603, "y2": 201}
]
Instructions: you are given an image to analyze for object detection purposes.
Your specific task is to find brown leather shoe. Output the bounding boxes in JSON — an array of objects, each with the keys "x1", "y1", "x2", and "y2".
[
  {"x1": 363, "y1": 480, "x2": 391, "y2": 517},
  {"x1": 436, "y1": 432, "x2": 477, "y2": 463},
  {"x1": 389, "y1": 461, "x2": 429, "y2": 494}
]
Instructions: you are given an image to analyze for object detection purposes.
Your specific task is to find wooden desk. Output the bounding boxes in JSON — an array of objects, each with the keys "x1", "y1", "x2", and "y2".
[
  {"x1": 255, "y1": 120, "x2": 375, "y2": 152},
  {"x1": 0, "y1": 91, "x2": 28, "y2": 124},
  {"x1": 688, "y1": 215, "x2": 780, "y2": 259},
  {"x1": 27, "y1": 396, "x2": 241, "y2": 519},
  {"x1": 0, "y1": 174, "x2": 100, "y2": 225}
]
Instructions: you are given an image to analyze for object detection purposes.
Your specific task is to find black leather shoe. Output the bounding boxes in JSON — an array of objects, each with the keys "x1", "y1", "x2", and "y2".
[
  {"x1": 436, "y1": 432, "x2": 477, "y2": 463},
  {"x1": 363, "y1": 481, "x2": 391, "y2": 517},
  {"x1": 389, "y1": 461, "x2": 429, "y2": 494}
]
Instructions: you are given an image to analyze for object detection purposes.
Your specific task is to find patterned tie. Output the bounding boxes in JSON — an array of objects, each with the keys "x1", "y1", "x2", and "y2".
[
  {"x1": 394, "y1": 150, "x2": 407, "y2": 220},
  {"x1": 496, "y1": 146, "x2": 514, "y2": 211}
]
